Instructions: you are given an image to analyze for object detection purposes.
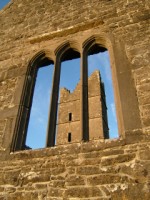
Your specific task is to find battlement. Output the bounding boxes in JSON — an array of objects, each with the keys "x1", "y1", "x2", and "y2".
[{"x1": 59, "y1": 70, "x2": 101, "y2": 103}]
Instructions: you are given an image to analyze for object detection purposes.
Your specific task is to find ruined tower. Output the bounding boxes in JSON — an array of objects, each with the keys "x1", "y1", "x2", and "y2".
[{"x1": 56, "y1": 70, "x2": 109, "y2": 145}]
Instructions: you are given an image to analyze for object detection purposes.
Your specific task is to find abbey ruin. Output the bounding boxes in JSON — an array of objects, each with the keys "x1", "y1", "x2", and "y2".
[{"x1": 0, "y1": 0, "x2": 150, "y2": 199}]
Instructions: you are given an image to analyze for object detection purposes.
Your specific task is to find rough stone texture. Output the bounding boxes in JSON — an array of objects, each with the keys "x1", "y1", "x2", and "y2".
[
  {"x1": 134, "y1": 67, "x2": 150, "y2": 132},
  {"x1": 0, "y1": 0, "x2": 150, "y2": 199},
  {"x1": 0, "y1": 78, "x2": 17, "y2": 111},
  {"x1": 57, "y1": 70, "x2": 108, "y2": 145},
  {"x1": 0, "y1": 140, "x2": 150, "y2": 199}
]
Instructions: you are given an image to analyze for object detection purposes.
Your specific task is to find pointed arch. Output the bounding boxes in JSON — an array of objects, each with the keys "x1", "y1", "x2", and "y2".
[
  {"x1": 46, "y1": 41, "x2": 81, "y2": 147},
  {"x1": 82, "y1": 35, "x2": 120, "y2": 138},
  {"x1": 82, "y1": 34, "x2": 142, "y2": 138},
  {"x1": 55, "y1": 41, "x2": 81, "y2": 61}
]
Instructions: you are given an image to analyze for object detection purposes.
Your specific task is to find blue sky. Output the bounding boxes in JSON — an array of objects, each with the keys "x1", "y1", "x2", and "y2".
[
  {"x1": 26, "y1": 52, "x2": 119, "y2": 149},
  {"x1": 0, "y1": 0, "x2": 10, "y2": 9},
  {"x1": 26, "y1": 65, "x2": 54, "y2": 149},
  {"x1": 88, "y1": 52, "x2": 118, "y2": 139}
]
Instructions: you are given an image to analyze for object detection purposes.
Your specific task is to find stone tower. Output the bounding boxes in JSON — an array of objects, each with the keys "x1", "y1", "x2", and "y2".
[{"x1": 56, "y1": 70, "x2": 109, "y2": 145}]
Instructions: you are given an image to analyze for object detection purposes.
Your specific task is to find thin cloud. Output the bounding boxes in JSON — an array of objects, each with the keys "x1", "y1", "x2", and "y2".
[
  {"x1": 88, "y1": 52, "x2": 112, "y2": 83},
  {"x1": 111, "y1": 103, "x2": 117, "y2": 122}
]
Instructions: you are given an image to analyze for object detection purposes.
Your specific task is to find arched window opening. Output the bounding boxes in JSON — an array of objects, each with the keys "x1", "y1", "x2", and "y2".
[
  {"x1": 25, "y1": 62, "x2": 54, "y2": 149},
  {"x1": 11, "y1": 54, "x2": 54, "y2": 151},
  {"x1": 56, "y1": 49, "x2": 80, "y2": 145},
  {"x1": 87, "y1": 44, "x2": 119, "y2": 139}
]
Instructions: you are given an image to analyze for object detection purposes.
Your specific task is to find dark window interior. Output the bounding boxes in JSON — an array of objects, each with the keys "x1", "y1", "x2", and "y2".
[
  {"x1": 69, "y1": 113, "x2": 72, "y2": 121},
  {"x1": 68, "y1": 133, "x2": 71, "y2": 142}
]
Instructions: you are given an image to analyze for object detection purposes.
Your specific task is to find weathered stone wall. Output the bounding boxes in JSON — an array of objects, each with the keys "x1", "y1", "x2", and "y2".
[
  {"x1": 57, "y1": 81, "x2": 81, "y2": 145},
  {"x1": 0, "y1": 139, "x2": 150, "y2": 199},
  {"x1": 0, "y1": 0, "x2": 150, "y2": 199}
]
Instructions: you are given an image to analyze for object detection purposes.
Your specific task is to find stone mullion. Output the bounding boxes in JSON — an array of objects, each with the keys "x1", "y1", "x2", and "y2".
[
  {"x1": 46, "y1": 58, "x2": 61, "y2": 147},
  {"x1": 80, "y1": 51, "x2": 89, "y2": 141}
]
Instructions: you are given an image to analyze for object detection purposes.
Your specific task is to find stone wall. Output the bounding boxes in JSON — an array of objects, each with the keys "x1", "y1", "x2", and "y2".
[
  {"x1": 0, "y1": 139, "x2": 150, "y2": 199},
  {"x1": 0, "y1": 0, "x2": 150, "y2": 199}
]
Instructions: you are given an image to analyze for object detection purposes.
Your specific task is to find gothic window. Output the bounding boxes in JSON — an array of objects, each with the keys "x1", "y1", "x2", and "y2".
[
  {"x1": 11, "y1": 52, "x2": 54, "y2": 151},
  {"x1": 25, "y1": 64, "x2": 54, "y2": 149},
  {"x1": 55, "y1": 47, "x2": 80, "y2": 145},
  {"x1": 87, "y1": 44, "x2": 118, "y2": 139},
  {"x1": 11, "y1": 34, "x2": 141, "y2": 152}
]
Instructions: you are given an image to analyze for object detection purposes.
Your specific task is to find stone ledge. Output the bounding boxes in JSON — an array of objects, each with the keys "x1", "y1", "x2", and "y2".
[
  {"x1": 0, "y1": 131, "x2": 149, "y2": 161},
  {"x1": 28, "y1": 19, "x2": 104, "y2": 44}
]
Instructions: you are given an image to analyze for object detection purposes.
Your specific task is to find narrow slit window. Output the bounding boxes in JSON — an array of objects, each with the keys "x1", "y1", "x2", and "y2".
[
  {"x1": 68, "y1": 133, "x2": 71, "y2": 142},
  {"x1": 69, "y1": 113, "x2": 72, "y2": 121}
]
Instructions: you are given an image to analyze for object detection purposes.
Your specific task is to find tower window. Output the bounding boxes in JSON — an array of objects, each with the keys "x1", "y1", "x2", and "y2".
[
  {"x1": 68, "y1": 133, "x2": 72, "y2": 142},
  {"x1": 69, "y1": 113, "x2": 72, "y2": 121}
]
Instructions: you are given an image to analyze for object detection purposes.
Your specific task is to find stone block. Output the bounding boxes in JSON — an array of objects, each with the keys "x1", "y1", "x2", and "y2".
[
  {"x1": 65, "y1": 175, "x2": 85, "y2": 186},
  {"x1": 101, "y1": 154, "x2": 136, "y2": 166},
  {"x1": 76, "y1": 166, "x2": 100, "y2": 175},
  {"x1": 48, "y1": 187, "x2": 64, "y2": 197},
  {"x1": 138, "y1": 150, "x2": 150, "y2": 160},
  {"x1": 64, "y1": 187, "x2": 102, "y2": 198},
  {"x1": 88, "y1": 174, "x2": 135, "y2": 185},
  {"x1": 49, "y1": 180, "x2": 65, "y2": 188},
  {"x1": 8, "y1": 192, "x2": 38, "y2": 200},
  {"x1": 110, "y1": 183, "x2": 150, "y2": 200},
  {"x1": 50, "y1": 166, "x2": 66, "y2": 175}
]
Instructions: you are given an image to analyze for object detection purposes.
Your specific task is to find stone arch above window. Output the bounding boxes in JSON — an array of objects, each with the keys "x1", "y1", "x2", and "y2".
[
  {"x1": 83, "y1": 37, "x2": 115, "y2": 139},
  {"x1": 55, "y1": 41, "x2": 81, "y2": 60}
]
